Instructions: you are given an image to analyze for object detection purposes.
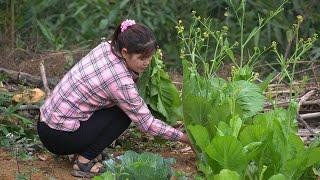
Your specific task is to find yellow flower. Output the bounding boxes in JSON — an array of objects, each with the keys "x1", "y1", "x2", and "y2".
[
  {"x1": 222, "y1": 26, "x2": 229, "y2": 31},
  {"x1": 203, "y1": 32, "x2": 209, "y2": 38},
  {"x1": 297, "y1": 15, "x2": 303, "y2": 23}
]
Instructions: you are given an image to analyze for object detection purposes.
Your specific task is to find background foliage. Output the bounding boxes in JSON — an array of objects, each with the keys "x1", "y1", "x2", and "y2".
[{"x1": 1, "y1": 0, "x2": 319, "y2": 69}]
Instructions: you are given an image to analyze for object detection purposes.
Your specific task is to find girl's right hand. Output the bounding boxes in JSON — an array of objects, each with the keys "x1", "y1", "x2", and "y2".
[
  {"x1": 180, "y1": 133, "x2": 191, "y2": 145},
  {"x1": 179, "y1": 133, "x2": 196, "y2": 153}
]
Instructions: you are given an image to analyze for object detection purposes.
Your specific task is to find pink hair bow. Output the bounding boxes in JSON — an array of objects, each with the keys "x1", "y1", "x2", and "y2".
[{"x1": 120, "y1": 19, "x2": 136, "y2": 32}]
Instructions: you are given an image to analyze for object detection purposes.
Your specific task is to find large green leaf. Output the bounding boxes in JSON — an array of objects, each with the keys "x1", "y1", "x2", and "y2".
[
  {"x1": 287, "y1": 133, "x2": 305, "y2": 159},
  {"x1": 93, "y1": 172, "x2": 116, "y2": 180},
  {"x1": 281, "y1": 147, "x2": 320, "y2": 179},
  {"x1": 208, "y1": 98, "x2": 232, "y2": 126},
  {"x1": 240, "y1": 116, "x2": 283, "y2": 178},
  {"x1": 215, "y1": 114, "x2": 242, "y2": 138},
  {"x1": 230, "y1": 115, "x2": 242, "y2": 137},
  {"x1": 205, "y1": 136, "x2": 247, "y2": 174},
  {"x1": 239, "y1": 124, "x2": 270, "y2": 146},
  {"x1": 239, "y1": 124, "x2": 268, "y2": 159},
  {"x1": 183, "y1": 95, "x2": 214, "y2": 129},
  {"x1": 267, "y1": 173, "x2": 286, "y2": 180},
  {"x1": 216, "y1": 121, "x2": 232, "y2": 136},
  {"x1": 229, "y1": 80, "x2": 265, "y2": 119},
  {"x1": 214, "y1": 169, "x2": 240, "y2": 180},
  {"x1": 188, "y1": 125, "x2": 210, "y2": 150}
]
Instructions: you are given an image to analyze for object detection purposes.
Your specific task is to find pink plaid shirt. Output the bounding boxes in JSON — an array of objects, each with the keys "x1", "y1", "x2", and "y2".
[{"x1": 40, "y1": 42, "x2": 183, "y2": 141}]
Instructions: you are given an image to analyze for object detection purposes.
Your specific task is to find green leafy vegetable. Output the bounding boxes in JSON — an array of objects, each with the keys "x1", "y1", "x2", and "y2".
[
  {"x1": 95, "y1": 151, "x2": 175, "y2": 180},
  {"x1": 138, "y1": 50, "x2": 182, "y2": 124},
  {"x1": 205, "y1": 136, "x2": 247, "y2": 174},
  {"x1": 214, "y1": 169, "x2": 240, "y2": 180}
]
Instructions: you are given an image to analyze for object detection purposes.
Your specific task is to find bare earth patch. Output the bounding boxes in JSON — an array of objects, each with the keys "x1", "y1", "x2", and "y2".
[{"x1": 0, "y1": 147, "x2": 196, "y2": 179}]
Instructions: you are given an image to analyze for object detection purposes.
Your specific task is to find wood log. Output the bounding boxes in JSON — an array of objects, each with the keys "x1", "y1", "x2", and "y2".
[{"x1": 0, "y1": 67, "x2": 58, "y2": 88}]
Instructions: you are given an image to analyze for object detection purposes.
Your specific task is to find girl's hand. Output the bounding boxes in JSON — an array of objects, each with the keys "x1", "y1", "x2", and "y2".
[
  {"x1": 179, "y1": 133, "x2": 196, "y2": 153},
  {"x1": 180, "y1": 133, "x2": 191, "y2": 145}
]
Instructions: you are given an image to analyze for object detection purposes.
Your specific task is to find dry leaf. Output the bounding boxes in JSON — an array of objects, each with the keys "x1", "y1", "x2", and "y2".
[
  {"x1": 180, "y1": 146, "x2": 192, "y2": 153},
  {"x1": 12, "y1": 88, "x2": 45, "y2": 103},
  {"x1": 37, "y1": 153, "x2": 48, "y2": 161}
]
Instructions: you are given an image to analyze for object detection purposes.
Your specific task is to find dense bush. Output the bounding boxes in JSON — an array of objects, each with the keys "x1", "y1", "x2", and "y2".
[{"x1": 1, "y1": 0, "x2": 319, "y2": 68}]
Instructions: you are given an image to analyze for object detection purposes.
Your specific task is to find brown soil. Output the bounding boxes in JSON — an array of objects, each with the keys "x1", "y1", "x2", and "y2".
[
  {"x1": 0, "y1": 148, "x2": 74, "y2": 180},
  {"x1": 160, "y1": 150, "x2": 197, "y2": 174},
  {"x1": 0, "y1": 147, "x2": 196, "y2": 180}
]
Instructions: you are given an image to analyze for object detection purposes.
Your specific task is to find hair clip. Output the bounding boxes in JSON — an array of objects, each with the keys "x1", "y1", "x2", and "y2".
[{"x1": 120, "y1": 19, "x2": 136, "y2": 32}]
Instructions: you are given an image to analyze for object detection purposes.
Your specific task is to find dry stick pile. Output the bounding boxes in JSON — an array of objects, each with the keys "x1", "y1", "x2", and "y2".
[{"x1": 264, "y1": 82, "x2": 320, "y2": 143}]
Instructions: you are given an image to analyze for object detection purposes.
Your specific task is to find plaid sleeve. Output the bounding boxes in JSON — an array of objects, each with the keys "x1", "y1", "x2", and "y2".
[{"x1": 107, "y1": 71, "x2": 183, "y2": 141}]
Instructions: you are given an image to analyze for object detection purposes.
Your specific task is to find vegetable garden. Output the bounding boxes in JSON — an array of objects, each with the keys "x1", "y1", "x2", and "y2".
[{"x1": 1, "y1": 0, "x2": 320, "y2": 179}]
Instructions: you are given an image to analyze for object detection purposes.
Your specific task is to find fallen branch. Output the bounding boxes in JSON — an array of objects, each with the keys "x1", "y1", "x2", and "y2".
[
  {"x1": 302, "y1": 100, "x2": 320, "y2": 106},
  {"x1": 264, "y1": 90, "x2": 291, "y2": 95},
  {"x1": 297, "y1": 90, "x2": 316, "y2": 134},
  {"x1": 39, "y1": 59, "x2": 51, "y2": 95},
  {"x1": 0, "y1": 67, "x2": 58, "y2": 88},
  {"x1": 298, "y1": 90, "x2": 316, "y2": 107},
  {"x1": 17, "y1": 105, "x2": 39, "y2": 110},
  {"x1": 300, "y1": 112, "x2": 320, "y2": 119}
]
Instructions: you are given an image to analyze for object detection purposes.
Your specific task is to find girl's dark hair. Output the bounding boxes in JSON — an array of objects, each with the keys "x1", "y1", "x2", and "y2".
[{"x1": 110, "y1": 23, "x2": 157, "y2": 59}]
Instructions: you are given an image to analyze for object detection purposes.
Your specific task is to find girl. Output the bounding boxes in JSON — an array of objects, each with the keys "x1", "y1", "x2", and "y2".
[{"x1": 37, "y1": 19, "x2": 191, "y2": 178}]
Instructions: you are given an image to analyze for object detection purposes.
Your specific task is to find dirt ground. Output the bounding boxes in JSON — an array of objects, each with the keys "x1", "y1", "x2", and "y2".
[
  {"x1": 0, "y1": 146, "x2": 196, "y2": 180},
  {"x1": 0, "y1": 47, "x2": 89, "y2": 79}
]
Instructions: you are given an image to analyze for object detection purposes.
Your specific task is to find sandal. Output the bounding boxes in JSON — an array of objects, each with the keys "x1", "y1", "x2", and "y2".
[
  {"x1": 71, "y1": 158, "x2": 106, "y2": 178},
  {"x1": 67, "y1": 154, "x2": 78, "y2": 163},
  {"x1": 69, "y1": 152, "x2": 108, "y2": 164}
]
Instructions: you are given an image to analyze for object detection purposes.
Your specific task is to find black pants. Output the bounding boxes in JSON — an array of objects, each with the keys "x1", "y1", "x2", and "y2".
[{"x1": 37, "y1": 106, "x2": 131, "y2": 160}]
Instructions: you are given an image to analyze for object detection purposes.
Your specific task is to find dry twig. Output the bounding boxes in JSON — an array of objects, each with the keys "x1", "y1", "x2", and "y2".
[
  {"x1": 297, "y1": 90, "x2": 317, "y2": 134},
  {"x1": 311, "y1": 63, "x2": 319, "y2": 88},
  {"x1": 17, "y1": 105, "x2": 39, "y2": 110},
  {"x1": 39, "y1": 59, "x2": 51, "y2": 96}
]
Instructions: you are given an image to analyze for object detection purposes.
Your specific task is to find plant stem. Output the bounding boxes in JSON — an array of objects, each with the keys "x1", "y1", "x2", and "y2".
[{"x1": 240, "y1": 0, "x2": 245, "y2": 67}]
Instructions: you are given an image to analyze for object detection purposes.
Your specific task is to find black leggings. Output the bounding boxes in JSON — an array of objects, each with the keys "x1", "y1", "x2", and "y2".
[{"x1": 37, "y1": 106, "x2": 131, "y2": 160}]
